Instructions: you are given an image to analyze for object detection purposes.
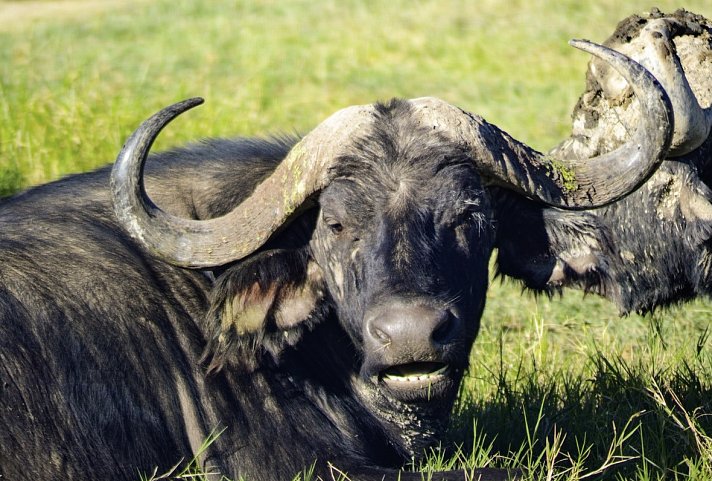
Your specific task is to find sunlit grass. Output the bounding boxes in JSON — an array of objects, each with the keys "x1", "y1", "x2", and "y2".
[
  {"x1": 3, "y1": 0, "x2": 710, "y2": 189},
  {"x1": 457, "y1": 281, "x2": 712, "y2": 479},
  {"x1": 2, "y1": 0, "x2": 712, "y2": 479}
]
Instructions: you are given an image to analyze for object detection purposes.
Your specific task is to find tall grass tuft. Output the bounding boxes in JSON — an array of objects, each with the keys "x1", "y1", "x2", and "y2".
[{"x1": 448, "y1": 303, "x2": 712, "y2": 480}]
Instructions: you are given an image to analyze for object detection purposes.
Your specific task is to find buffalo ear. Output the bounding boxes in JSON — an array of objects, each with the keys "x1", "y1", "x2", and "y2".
[
  {"x1": 272, "y1": 261, "x2": 326, "y2": 329},
  {"x1": 203, "y1": 249, "x2": 327, "y2": 373},
  {"x1": 218, "y1": 260, "x2": 325, "y2": 336},
  {"x1": 492, "y1": 189, "x2": 611, "y2": 293}
]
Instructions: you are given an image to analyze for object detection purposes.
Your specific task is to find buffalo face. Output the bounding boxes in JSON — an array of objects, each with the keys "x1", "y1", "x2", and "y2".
[{"x1": 310, "y1": 102, "x2": 494, "y2": 406}]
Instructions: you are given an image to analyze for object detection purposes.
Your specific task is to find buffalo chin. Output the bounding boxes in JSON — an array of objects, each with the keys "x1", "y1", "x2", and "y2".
[{"x1": 352, "y1": 363, "x2": 461, "y2": 458}]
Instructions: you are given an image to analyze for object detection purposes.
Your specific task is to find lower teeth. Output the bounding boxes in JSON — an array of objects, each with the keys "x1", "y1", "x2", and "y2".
[{"x1": 384, "y1": 365, "x2": 448, "y2": 382}]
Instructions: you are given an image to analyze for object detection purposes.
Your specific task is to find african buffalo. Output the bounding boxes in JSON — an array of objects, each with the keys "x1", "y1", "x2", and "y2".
[
  {"x1": 496, "y1": 9, "x2": 712, "y2": 315},
  {"x1": 0, "y1": 41, "x2": 672, "y2": 481}
]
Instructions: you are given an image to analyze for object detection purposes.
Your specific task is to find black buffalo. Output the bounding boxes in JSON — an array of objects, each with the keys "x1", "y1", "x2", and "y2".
[
  {"x1": 0, "y1": 41, "x2": 672, "y2": 481},
  {"x1": 496, "y1": 9, "x2": 712, "y2": 315}
]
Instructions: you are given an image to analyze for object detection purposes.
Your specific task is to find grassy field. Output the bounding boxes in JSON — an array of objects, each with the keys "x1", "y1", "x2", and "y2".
[{"x1": 2, "y1": 0, "x2": 712, "y2": 479}]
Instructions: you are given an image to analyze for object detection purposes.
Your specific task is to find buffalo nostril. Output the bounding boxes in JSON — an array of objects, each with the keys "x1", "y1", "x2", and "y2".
[
  {"x1": 431, "y1": 312, "x2": 458, "y2": 345},
  {"x1": 364, "y1": 305, "x2": 459, "y2": 348}
]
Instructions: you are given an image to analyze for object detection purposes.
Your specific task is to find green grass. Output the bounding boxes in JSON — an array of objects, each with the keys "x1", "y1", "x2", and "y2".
[
  {"x1": 2, "y1": 0, "x2": 712, "y2": 479},
  {"x1": 452, "y1": 288, "x2": 712, "y2": 480}
]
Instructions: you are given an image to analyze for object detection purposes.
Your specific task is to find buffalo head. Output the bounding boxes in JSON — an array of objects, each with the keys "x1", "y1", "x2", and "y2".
[
  {"x1": 110, "y1": 40, "x2": 672, "y2": 450},
  {"x1": 496, "y1": 9, "x2": 712, "y2": 314}
]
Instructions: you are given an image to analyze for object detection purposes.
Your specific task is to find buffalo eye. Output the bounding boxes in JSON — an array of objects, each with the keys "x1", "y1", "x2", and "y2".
[
  {"x1": 323, "y1": 216, "x2": 344, "y2": 236},
  {"x1": 447, "y1": 209, "x2": 475, "y2": 229},
  {"x1": 329, "y1": 222, "x2": 344, "y2": 235},
  {"x1": 448, "y1": 199, "x2": 484, "y2": 229}
]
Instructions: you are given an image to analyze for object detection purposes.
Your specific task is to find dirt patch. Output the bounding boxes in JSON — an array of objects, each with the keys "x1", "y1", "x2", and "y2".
[{"x1": 0, "y1": 0, "x2": 145, "y2": 30}]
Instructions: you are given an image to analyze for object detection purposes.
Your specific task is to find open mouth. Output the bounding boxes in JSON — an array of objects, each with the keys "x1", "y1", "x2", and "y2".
[{"x1": 380, "y1": 362, "x2": 450, "y2": 386}]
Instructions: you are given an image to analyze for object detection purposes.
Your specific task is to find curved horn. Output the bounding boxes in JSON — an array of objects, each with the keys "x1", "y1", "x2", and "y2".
[
  {"x1": 620, "y1": 19, "x2": 711, "y2": 157},
  {"x1": 111, "y1": 98, "x2": 376, "y2": 268},
  {"x1": 408, "y1": 40, "x2": 674, "y2": 208},
  {"x1": 112, "y1": 42, "x2": 672, "y2": 268}
]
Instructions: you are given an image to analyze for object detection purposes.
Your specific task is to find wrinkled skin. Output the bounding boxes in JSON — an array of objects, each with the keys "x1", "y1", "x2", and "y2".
[{"x1": 496, "y1": 9, "x2": 712, "y2": 314}]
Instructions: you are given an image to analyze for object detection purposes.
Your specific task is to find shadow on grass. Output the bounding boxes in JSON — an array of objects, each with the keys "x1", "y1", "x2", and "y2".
[{"x1": 448, "y1": 349, "x2": 712, "y2": 480}]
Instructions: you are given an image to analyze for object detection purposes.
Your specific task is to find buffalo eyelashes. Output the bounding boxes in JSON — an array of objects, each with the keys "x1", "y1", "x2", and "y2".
[
  {"x1": 324, "y1": 215, "x2": 361, "y2": 241},
  {"x1": 446, "y1": 209, "x2": 477, "y2": 229},
  {"x1": 324, "y1": 217, "x2": 344, "y2": 235}
]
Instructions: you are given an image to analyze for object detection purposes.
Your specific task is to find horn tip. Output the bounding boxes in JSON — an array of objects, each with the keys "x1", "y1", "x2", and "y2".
[
  {"x1": 183, "y1": 97, "x2": 205, "y2": 108},
  {"x1": 569, "y1": 38, "x2": 594, "y2": 50}
]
